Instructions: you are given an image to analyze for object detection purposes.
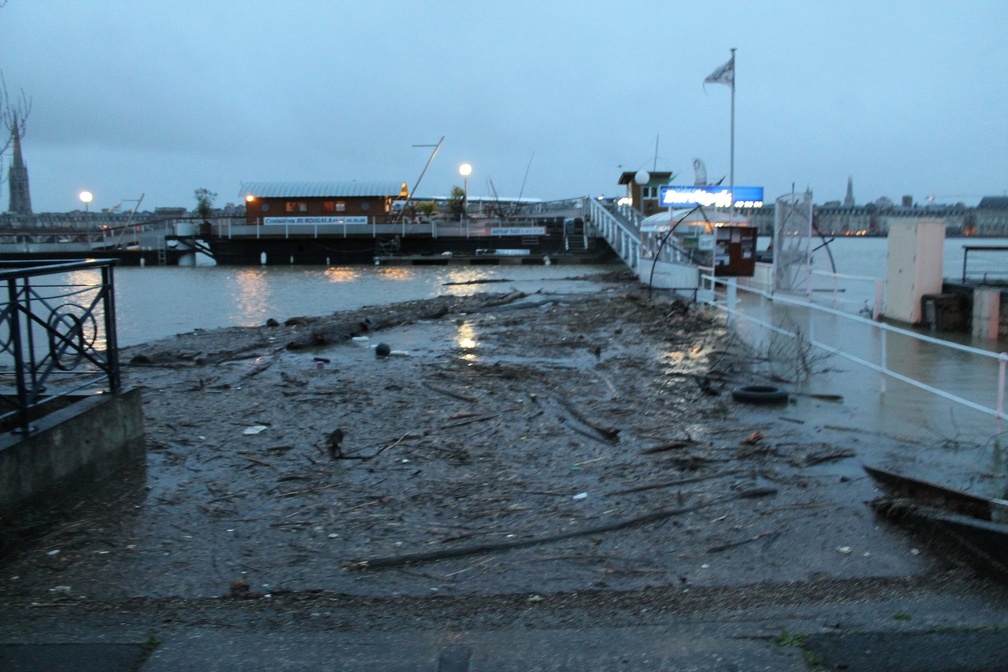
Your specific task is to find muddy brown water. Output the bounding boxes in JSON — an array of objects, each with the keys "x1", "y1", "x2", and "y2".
[{"x1": 0, "y1": 285, "x2": 1000, "y2": 607}]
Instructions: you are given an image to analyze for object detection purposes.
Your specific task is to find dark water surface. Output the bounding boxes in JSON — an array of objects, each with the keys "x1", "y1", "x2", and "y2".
[{"x1": 96, "y1": 263, "x2": 622, "y2": 347}]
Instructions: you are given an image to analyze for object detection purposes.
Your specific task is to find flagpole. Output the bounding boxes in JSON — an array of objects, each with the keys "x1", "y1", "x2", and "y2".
[{"x1": 729, "y1": 47, "x2": 736, "y2": 223}]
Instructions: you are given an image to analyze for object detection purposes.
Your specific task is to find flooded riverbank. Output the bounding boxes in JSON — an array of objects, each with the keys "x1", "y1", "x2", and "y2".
[{"x1": 2, "y1": 282, "x2": 987, "y2": 606}]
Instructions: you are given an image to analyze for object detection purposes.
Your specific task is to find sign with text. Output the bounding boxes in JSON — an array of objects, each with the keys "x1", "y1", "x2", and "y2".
[
  {"x1": 490, "y1": 227, "x2": 546, "y2": 236},
  {"x1": 265, "y1": 216, "x2": 369, "y2": 225},
  {"x1": 658, "y1": 185, "x2": 764, "y2": 209}
]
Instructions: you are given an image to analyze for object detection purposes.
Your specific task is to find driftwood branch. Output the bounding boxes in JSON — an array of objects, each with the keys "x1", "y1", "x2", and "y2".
[
  {"x1": 346, "y1": 487, "x2": 776, "y2": 571},
  {"x1": 640, "y1": 439, "x2": 694, "y2": 455},
  {"x1": 706, "y1": 530, "x2": 779, "y2": 553},
  {"x1": 423, "y1": 381, "x2": 478, "y2": 404},
  {"x1": 605, "y1": 471, "x2": 739, "y2": 496},
  {"x1": 552, "y1": 394, "x2": 620, "y2": 443}
]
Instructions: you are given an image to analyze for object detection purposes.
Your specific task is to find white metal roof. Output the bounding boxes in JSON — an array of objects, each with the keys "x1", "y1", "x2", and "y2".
[{"x1": 238, "y1": 181, "x2": 403, "y2": 199}]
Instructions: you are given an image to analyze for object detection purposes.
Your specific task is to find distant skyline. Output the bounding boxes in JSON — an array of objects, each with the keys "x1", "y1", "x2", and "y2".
[{"x1": 2, "y1": 0, "x2": 1007, "y2": 213}]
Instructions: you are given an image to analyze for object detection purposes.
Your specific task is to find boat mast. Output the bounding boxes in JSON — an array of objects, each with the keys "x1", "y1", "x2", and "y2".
[{"x1": 398, "y1": 136, "x2": 444, "y2": 221}]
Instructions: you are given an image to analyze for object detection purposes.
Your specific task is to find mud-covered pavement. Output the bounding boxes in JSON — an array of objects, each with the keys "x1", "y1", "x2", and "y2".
[{"x1": 2, "y1": 278, "x2": 1007, "y2": 647}]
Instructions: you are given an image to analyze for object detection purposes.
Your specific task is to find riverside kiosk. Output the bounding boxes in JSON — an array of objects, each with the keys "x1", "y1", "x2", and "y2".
[{"x1": 658, "y1": 185, "x2": 762, "y2": 278}]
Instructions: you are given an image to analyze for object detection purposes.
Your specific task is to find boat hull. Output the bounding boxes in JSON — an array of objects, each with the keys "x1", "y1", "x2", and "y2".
[
  {"x1": 205, "y1": 233, "x2": 614, "y2": 266},
  {"x1": 0, "y1": 247, "x2": 192, "y2": 267}
]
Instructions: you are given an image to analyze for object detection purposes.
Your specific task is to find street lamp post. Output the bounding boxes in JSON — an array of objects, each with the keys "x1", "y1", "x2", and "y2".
[
  {"x1": 459, "y1": 163, "x2": 472, "y2": 236},
  {"x1": 79, "y1": 190, "x2": 93, "y2": 213}
]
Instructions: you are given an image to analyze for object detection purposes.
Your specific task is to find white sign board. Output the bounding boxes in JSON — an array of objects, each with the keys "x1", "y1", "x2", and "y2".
[
  {"x1": 490, "y1": 227, "x2": 546, "y2": 236},
  {"x1": 266, "y1": 216, "x2": 368, "y2": 225}
]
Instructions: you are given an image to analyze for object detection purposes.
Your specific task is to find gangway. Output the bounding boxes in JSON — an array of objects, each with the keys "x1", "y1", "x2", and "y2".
[
  {"x1": 586, "y1": 199, "x2": 640, "y2": 272},
  {"x1": 587, "y1": 199, "x2": 714, "y2": 293}
]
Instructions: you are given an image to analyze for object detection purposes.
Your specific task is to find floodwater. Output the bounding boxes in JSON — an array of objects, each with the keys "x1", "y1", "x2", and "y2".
[
  {"x1": 103, "y1": 263, "x2": 622, "y2": 347},
  {"x1": 56, "y1": 236, "x2": 1008, "y2": 348},
  {"x1": 38, "y1": 240, "x2": 1008, "y2": 489}
]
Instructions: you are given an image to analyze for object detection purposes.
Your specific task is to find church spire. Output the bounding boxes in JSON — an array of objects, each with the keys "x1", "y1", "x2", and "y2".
[
  {"x1": 7, "y1": 118, "x2": 32, "y2": 215},
  {"x1": 843, "y1": 175, "x2": 855, "y2": 207}
]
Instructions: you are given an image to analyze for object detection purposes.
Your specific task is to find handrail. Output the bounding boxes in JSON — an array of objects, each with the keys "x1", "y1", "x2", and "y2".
[
  {"x1": 962, "y1": 246, "x2": 1008, "y2": 284},
  {"x1": 587, "y1": 199, "x2": 639, "y2": 240},
  {"x1": 586, "y1": 199, "x2": 641, "y2": 271},
  {"x1": 707, "y1": 273, "x2": 1007, "y2": 425},
  {"x1": 808, "y1": 268, "x2": 886, "y2": 319},
  {"x1": 0, "y1": 259, "x2": 121, "y2": 433}
]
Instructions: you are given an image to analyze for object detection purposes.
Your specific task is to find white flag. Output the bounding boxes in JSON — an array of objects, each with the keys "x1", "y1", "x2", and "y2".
[{"x1": 704, "y1": 56, "x2": 734, "y2": 88}]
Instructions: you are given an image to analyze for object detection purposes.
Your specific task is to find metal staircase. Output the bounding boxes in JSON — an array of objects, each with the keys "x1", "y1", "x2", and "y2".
[{"x1": 586, "y1": 199, "x2": 641, "y2": 272}]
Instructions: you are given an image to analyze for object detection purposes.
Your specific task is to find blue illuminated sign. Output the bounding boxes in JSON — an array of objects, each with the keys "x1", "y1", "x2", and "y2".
[{"x1": 658, "y1": 185, "x2": 764, "y2": 209}]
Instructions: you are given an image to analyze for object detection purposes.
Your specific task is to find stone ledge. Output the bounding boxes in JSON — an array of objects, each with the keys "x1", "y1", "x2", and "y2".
[{"x1": 0, "y1": 388, "x2": 145, "y2": 514}]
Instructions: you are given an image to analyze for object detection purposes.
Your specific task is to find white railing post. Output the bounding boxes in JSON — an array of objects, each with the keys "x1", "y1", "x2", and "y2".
[
  {"x1": 726, "y1": 277, "x2": 737, "y2": 326},
  {"x1": 998, "y1": 353, "x2": 1007, "y2": 433},
  {"x1": 879, "y1": 328, "x2": 887, "y2": 394},
  {"x1": 874, "y1": 278, "x2": 884, "y2": 321}
]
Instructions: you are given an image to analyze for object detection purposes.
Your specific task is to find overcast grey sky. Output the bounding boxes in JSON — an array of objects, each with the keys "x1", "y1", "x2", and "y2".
[{"x1": 3, "y1": 0, "x2": 1006, "y2": 213}]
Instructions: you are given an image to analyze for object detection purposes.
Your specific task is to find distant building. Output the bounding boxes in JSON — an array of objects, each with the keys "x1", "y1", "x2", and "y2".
[
  {"x1": 814, "y1": 202, "x2": 874, "y2": 235},
  {"x1": 154, "y1": 207, "x2": 189, "y2": 218},
  {"x1": 240, "y1": 180, "x2": 406, "y2": 225},
  {"x1": 617, "y1": 171, "x2": 675, "y2": 216},
  {"x1": 7, "y1": 119, "x2": 31, "y2": 215},
  {"x1": 974, "y1": 197, "x2": 1008, "y2": 236},
  {"x1": 843, "y1": 176, "x2": 855, "y2": 207},
  {"x1": 875, "y1": 203, "x2": 972, "y2": 236}
]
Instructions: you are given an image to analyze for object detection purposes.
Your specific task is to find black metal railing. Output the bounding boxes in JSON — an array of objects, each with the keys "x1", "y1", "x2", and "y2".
[
  {"x1": 0, "y1": 259, "x2": 120, "y2": 434},
  {"x1": 961, "y1": 246, "x2": 1008, "y2": 285}
]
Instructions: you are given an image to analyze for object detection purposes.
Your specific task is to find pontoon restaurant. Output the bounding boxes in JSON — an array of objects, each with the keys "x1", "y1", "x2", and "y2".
[{"x1": 239, "y1": 180, "x2": 408, "y2": 226}]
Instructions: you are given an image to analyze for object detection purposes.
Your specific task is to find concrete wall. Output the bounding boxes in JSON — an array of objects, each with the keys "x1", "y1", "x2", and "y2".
[
  {"x1": 638, "y1": 258, "x2": 701, "y2": 293},
  {"x1": 0, "y1": 388, "x2": 145, "y2": 513}
]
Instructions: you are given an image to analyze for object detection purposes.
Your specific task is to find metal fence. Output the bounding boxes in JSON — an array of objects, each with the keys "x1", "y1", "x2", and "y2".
[
  {"x1": 961, "y1": 246, "x2": 1008, "y2": 284},
  {"x1": 0, "y1": 259, "x2": 121, "y2": 434}
]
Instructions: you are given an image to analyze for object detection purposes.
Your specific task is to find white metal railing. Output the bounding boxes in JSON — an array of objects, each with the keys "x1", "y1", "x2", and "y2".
[
  {"x1": 808, "y1": 269, "x2": 885, "y2": 320},
  {"x1": 587, "y1": 199, "x2": 640, "y2": 271},
  {"x1": 707, "y1": 273, "x2": 1008, "y2": 429}
]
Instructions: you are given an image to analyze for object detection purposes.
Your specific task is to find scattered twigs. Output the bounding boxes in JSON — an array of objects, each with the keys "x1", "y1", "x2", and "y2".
[
  {"x1": 339, "y1": 432, "x2": 415, "y2": 460},
  {"x1": 278, "y1": 483, "x2": 339, "y2": 498},
  {"x1": 346, "y1": 487, "x2": 776, "y2": 571}
]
